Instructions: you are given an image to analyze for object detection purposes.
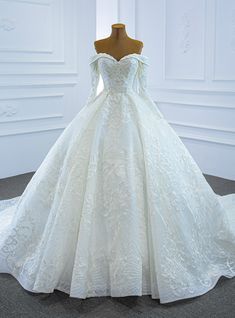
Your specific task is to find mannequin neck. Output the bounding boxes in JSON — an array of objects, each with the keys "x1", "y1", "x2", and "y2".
[{"x1": 110, "y1": 23, "x2": 128, "y2": 39}]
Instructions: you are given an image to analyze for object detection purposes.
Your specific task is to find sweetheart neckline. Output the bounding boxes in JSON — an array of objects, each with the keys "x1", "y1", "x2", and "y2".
[{"x1": 91, "y1": 52, "x2": 148, "y2": 63}]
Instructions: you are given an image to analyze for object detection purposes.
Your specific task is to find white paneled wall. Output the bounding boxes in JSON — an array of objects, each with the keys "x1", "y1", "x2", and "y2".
[
  {"x1": 0, "y1": 0, "x2": 96, "y2": 178},
  {"x1": 96, "y1": 0, "x2": 235, "y2": 180},
  {"x1": 1, "y1": 0, "x2": 234, "y2": 180}
]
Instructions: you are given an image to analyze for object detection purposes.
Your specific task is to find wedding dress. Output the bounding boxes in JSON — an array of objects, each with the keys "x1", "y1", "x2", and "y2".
[{"x1": 0, "y1": 52, "x2": 235, "y2": 304}]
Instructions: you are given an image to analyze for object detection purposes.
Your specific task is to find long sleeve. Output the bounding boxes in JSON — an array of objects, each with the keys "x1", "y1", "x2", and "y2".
[
  {"x1": 85, "y1": 57, "x2": 100, "y2": 105},
  {"x1": 136, "y1": 58, "x2": 164, "y2": 119},
  {"x1": 133, "y1": 56, "x2": 146, "y2": 95},
  {"x1": 137, "y1": 60, "x2": 148, "y2": 96}
]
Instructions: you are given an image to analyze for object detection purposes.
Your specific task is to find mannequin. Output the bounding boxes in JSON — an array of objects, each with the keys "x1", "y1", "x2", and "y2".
[{"x1": 94, "y1": 23, "x2": 143, "y2": 61}]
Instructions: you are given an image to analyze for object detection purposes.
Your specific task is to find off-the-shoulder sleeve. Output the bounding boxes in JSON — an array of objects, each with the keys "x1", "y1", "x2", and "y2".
[{"x1": 85, "y1": 55, "x2": 100, "y2": 105}]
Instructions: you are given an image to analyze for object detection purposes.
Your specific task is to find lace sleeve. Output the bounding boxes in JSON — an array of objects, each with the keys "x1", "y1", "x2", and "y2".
[
  {"x1": 138, "y1": 61, "x2": 148, "y2": 95},
  {"x1": 136, "y1": 58, "x2": 164, "y2": 119},
  {"x1": 85, "y1": 56, "x2": 100, "y2": 105}
]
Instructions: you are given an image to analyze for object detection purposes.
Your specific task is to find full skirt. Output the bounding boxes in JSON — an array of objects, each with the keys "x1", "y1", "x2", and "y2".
[{"x1": 0, "y1": 90, "x2": 235, "y2": 304}]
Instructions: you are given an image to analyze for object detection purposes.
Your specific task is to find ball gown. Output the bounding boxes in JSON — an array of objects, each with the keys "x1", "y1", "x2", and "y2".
[{"x1": 0, "y1": 52, "x2": 235, "y2": 304}]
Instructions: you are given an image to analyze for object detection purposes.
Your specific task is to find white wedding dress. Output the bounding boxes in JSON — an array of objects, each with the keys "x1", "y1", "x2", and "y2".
[{"x1": 0, "y1": 52, "x2": 235, "y2": 304}]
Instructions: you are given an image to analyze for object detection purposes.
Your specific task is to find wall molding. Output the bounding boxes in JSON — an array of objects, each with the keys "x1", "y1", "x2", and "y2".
[
  {"x1": 156, "y1": 100, "x2": 235, "y2": 110},
  {"x1": 212, "y1": 0, "x2": 235, "y2": 81},
  {"x1": 169, "y1": 120, "x2": 235, "y2": 134},
  {"x1": 163, "y1": 0, "x2": 206, "y2": 81},
  {"x1": 0, "y1": 0, "x2": 58, "y2": 54},
  {"x1": 116, "y1": 0, "x2": 235, "y2": 180},
  {"x1": 0, "y1": 93, "x2": 64, "y2": 101},
  {"x1": 0, "y1": 0, "x2": 78, "y2": 74},
  {"x1": 179, "y1": 133, "x2": 235, "y2": 147},
  {"x1": 0, "y1": 0, "x2": 96, "y2": 179},
  {"x1": 0, "y1": 93, "x2": 64, "y2": 123},
  {"x1": 0, "y1": 49, "x2": 54, "y2": 54},
  {"x1": 0, "y1": 0, "x2": 51, "y2": 6},
  {"x1": 0, "y1": 81, "x2": 78, "y2": 88},
  {"x1": 0, "y1": 124, "x2": 66, "y2": 137},
  {"x1": 0, "y1": 60, "x2": 65, "y2": 65},
  {"x1": 0, "y1": 114, "x2": 63, "y2": 124},
  {"x1": 150, "y1": 86, "x2": 235, "y2": 95}
]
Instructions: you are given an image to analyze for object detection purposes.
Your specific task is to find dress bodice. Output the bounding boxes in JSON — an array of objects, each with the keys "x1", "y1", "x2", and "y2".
[
  {"x1": 98, "y1": 54, "x2": 140, "y2": 93},
  {"x1": 87, "y1": 53, "x2": 149, "y2": 103}
]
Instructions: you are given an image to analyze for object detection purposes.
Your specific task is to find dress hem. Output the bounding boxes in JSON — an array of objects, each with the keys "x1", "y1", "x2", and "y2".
[{"x1": 0, "y1": 269, "x2": 233, "y2": 304}]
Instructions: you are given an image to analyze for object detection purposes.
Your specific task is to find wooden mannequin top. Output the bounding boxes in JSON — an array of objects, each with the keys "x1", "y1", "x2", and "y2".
[{"x1": 94, "y1": 23, "x2": 143, "y2": 61}]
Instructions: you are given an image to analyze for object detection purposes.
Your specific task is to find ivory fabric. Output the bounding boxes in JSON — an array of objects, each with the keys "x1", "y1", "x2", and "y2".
[{"x1": 0, "y1": 53, "x2": 234, "y2": 304}]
